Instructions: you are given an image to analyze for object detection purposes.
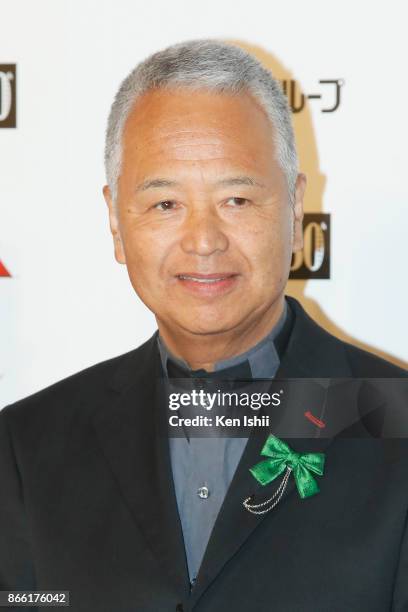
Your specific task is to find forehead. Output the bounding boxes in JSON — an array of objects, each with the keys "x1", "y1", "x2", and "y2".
[{"x1": 121, "y1": 87, "x2": 277, "y2": 171}]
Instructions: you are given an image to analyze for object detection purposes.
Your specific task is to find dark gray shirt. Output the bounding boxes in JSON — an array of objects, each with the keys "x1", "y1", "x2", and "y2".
[{"x1": 157, "y1": 298, "x2": 288, "y2": 582}]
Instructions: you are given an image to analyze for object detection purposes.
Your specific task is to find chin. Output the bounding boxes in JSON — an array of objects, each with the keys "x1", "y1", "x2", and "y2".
[{"x1": 176, "y1": 312, "x2": 242, "y2": 336}]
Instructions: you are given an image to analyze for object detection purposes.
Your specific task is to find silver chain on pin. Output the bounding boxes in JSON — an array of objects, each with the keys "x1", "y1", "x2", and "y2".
[{"x1": 243, "y1": 466, "x2": 292, "y2": 515}]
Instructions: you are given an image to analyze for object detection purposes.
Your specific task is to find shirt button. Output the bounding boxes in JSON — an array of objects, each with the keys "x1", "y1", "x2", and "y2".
[{"x1": 197, "y1": 485, "x2": 210, "y2": 499}]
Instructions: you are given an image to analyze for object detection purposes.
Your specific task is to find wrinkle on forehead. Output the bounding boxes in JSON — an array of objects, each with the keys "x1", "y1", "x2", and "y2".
[{"x1": 148, "y1": 140, "x2": 237, "y2": 162}]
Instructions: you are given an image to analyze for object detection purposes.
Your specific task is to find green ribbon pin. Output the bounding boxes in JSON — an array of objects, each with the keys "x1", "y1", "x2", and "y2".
[{"x1": 250, "y1": 434, "x2": 326, "y2": 499}]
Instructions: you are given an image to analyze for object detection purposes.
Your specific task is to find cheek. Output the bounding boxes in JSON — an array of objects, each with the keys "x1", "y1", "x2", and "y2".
[
  {"x1": 121, "y1": 226, "x2": 172, "y2": 291},
  {"x1": 238, "y1": 221, "x2": 290, "y2": 270}
]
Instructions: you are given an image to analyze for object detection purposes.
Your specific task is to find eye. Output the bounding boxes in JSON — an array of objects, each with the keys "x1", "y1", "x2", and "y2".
[
  {"x1": 153, "y1": 200, "x2": 177, "y2": 211},
  {"x1": 225, "y1": 197, "x2": 249, "y2": 207}
]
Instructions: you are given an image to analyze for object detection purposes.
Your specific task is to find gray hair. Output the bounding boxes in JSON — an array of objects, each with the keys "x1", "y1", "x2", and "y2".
[{"x1": 104, "y1": 39, "x2": 298, "y2": 205}]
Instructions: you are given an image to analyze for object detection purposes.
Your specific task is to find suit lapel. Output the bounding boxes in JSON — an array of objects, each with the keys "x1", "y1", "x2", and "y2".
[
  {"x1": 91, "y1": 334, "x2": 189, "y2": 595},
  {"x1": 191, "y1": 296, "x2": 355, "y2": 604}
]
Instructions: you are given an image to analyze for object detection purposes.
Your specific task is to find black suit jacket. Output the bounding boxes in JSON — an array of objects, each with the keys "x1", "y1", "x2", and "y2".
[{"x1": 1, "y1": 296, "x2": 407, "y2": 611}]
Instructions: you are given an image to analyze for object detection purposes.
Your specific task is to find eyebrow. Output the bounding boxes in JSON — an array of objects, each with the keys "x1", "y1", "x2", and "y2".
[
  {"x1": 135, "y1": 175, "x2": 266, "y2": 192},
  {"x1": 135, "y1": 178, "x2": 178, "y2": 192},
  {"x1": 215, "y1": 176, "x2": 266, "y2": 189}
]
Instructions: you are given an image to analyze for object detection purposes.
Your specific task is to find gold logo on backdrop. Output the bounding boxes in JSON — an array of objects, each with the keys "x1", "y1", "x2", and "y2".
[
  {"x1": 290, "y1": 213, "x2": 330, "y2": 279},
  {"x1": 0, "y1": 65, "x2": 17, "y2": 128}
]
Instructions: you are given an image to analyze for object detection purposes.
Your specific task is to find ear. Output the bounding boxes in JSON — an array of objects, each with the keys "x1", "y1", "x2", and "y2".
[
  {"x1": 291, "y1": 173, "x2": 306, "y2": 253},
  {"x1": 103, "y1": 185, "x2": 126, "y2": 264}
]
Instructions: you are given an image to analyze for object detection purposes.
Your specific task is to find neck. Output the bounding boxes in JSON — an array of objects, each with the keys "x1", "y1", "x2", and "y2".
[{"x1": 157, "y1": 295, "x2": 285, "y2": 371}]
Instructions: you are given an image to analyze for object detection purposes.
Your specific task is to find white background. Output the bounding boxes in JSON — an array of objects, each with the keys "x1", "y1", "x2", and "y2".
[{"x1": 1, "y1": 0, "x2": 407, "y2": 407}]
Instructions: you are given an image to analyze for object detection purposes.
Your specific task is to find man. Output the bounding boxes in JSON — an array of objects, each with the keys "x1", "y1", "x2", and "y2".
[{"x1": 0, "y1": 40, "x2": 407, "y2": 612}]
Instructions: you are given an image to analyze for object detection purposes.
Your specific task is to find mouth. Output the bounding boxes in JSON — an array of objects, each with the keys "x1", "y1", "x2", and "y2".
[
  {"x1": 177, "y1": 273, "x2": 236, "y2": 283},
  {"x1": 175, "y1": 272, "x2": 239, "y2": 295}
]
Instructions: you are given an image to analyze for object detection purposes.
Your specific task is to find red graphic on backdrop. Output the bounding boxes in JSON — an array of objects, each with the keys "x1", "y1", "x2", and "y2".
[{"x1": 0, "y1": 260, "x2": 11, "y2": 277}]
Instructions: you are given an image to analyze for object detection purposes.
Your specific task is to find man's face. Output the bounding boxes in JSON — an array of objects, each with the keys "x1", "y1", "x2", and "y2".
[{"x1": 104, "y1": 88, "x2": 305, "y2": 337}]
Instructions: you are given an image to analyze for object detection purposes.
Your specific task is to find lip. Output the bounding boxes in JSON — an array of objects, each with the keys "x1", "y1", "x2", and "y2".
[
  {"x1": 175, "y1": 272, "x2": 239, "y2": 296},
  {"x1": 176, "y1": 272, "x2": 237, "y2": 279}
]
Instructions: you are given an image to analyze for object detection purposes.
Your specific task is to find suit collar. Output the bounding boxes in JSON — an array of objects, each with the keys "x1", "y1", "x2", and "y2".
[
  {"x1": 276, "y1": 296, "x2": 352, "y2": 378},
  {"x1": 107, "y1": 331, "x2": 159, "y2": 393}
]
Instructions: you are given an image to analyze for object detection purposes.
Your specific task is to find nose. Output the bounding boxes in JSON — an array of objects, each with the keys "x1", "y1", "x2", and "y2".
[{"x1": 180, "y1": 207, "x2": 229, "y2": 256}]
